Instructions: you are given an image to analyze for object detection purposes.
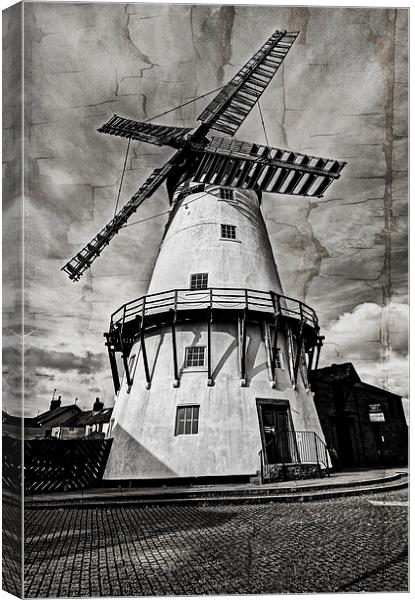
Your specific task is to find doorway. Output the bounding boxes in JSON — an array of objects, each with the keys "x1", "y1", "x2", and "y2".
[
  {"x1": 336, "y1": 415, "x2": 360, "y2": 468},
  {"x1": 257, "y1": 401, "x2": 293, "y2": 464}
]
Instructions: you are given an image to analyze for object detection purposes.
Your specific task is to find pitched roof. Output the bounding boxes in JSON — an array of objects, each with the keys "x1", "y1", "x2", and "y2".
[
  {"x1": 36, "y1": 404, "x2": 82, "y2": 425},
  {"x1": 353, "y1": 381, "x2": 401, "y2": 400},
  {"x1": 3, "y1": 411, "x2": 39, "y2": 428},
  {"x1": 311, "y1": 362, "x2": 361, "y2": 383},
  {"x1": 64, "y1": 408, "x2": 113, "y2": 427},
  {"x1": 312, "y1": 363, "x2": 402, "y2": 399}
]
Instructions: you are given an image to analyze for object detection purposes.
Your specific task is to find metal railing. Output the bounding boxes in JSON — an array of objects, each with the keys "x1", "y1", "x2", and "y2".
[
  {"x1": 109, "y1": 287, "x2": 319, "y2": 333},
  {"x1": 258, "y1": 430, "x2": 330, "y2": 483}
]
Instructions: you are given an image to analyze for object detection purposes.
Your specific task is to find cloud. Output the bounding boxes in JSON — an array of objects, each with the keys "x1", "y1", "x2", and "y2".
[
  {"x1": 326, "y1": 302, "x2": 408, "y2": 357},
  {"x1": 321, "y1": 302, "x2": 408, "y2": 398},
  {"x1": 3, "y1": 347, "x2": 106, "y2": 375}
]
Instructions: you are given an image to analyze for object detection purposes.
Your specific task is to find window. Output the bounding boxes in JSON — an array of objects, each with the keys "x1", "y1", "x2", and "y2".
[
  {"x1": 184, "y1": 346, "x2": 206, "y2": 368},
  {"x1": 219, "y1": 188, "x2": 234, "y2": 200},
  {"x1": 190, "y1": 272, "x2": 208, "y2": 290},
  {"x1": 273, "y1": 347, "x2": 283, "y2": 369},
  {"x1": 175, "y1": 405, "x2": 199, "y2": 435},
  {"x1": 221, "y1": 224, "x2": 236, "y2": 239}
]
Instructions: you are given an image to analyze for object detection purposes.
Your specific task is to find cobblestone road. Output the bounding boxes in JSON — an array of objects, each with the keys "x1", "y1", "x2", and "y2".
[{"x1": 22, "y1": 490, "x2": 407, "y2": 597}]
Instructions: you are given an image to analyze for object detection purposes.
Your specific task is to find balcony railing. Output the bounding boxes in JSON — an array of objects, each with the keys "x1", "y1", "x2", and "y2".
[
  {"x1": 109, "y1": 287, "x2": 319, "y2": 333},
  {"x1": 258, "y1": 430, "x2": 330, "y2": 483}
]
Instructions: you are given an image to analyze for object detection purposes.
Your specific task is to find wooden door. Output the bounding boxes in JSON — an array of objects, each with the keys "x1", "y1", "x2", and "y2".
[{"x1": 260, "y1": 404, "x2": 291, "y2": 463}]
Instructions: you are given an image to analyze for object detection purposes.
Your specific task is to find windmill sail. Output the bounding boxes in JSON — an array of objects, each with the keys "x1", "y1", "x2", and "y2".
[
  {"x1": 197, "y1": 30, "x2": 298, "y2": 136},
  {"x1": 62, "y1": 159, "x2": 178, "y2": 281},
  {"x1": 62, "y1": 27, "x2": 346, "y2": 282},
  {"x1": 98, "y1": 115, "x2": 192, "y2": 148},
  {"x1": 191, "y1": 137, "x2": 346, "y2": 197}
]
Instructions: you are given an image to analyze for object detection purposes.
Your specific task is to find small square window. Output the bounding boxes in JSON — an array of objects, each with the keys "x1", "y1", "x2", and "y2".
[
  {"x1": 219, "y1": 188, "x2": 234, "y2": 200},
  {"x1": 175, "y1": 405, "x2": 199, "y2": 436},
  {"x1": 184, "y1": 346, "x2": 206, "y2": 368},
  {"x1": 190, "y1": 272, "x2": 208, "y2": 290},
  {"x1": 221, "y1": 224, "x2": 236, "y2": 239}
]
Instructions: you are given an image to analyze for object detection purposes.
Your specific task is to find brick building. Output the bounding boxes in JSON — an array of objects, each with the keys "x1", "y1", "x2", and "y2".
[
  {"x1": 310, "y1": 363, "x2": 408, "y2": 469},
  {"x1": 52, "y1": 398, "x2": 113, "y2": 439}
]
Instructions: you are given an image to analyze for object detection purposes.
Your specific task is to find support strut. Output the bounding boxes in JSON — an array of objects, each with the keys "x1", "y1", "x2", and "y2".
[
  {"x1": 293, "y1": 320, "x2": 305, "y2": 384},
  {"x1": 314, "y1": 335, "x2": 325, "y2": 370},
  {"x1": 171, "y1": 312, "x2": 180, "y2": 387},
  {"x1": 239, "y1": 307, "x2": 248, "y2": 386},
  {"x1": 207, "y1": 304, "x2": 214, "y2": 386},
  {"x1": 263, "y1": 321, "x2": 275, "y2": 388},
  {"x1": 104, "y1": 333, "x2": 120, "y2": 394},
  {"x1": 140, "y1": 306, "x2": 151, "y2": 389},
  {"x1": 122, "y1": 354, "x2": 133, "y2": 387}
]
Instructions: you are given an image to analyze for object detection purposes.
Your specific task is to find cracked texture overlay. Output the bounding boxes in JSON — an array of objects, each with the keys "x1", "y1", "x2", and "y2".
[{"x1": 2, "y1": 3, "x2": 408, "y2": 417}]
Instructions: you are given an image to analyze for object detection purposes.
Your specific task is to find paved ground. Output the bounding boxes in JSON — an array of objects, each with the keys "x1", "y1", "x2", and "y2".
[
  {"x1": 17, "y1": 488, "x2": 408, "y2": 597},
  {"x1": 23, "y1": 467, "x2": 407, "y2": 506}
]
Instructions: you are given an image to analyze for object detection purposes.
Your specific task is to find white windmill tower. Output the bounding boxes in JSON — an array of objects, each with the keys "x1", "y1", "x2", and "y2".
[{"x1": 62, "y1": 29, "x2": 345, "y2": 483}]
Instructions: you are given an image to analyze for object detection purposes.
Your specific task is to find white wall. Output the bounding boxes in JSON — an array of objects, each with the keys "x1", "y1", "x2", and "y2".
[
  {"x1": 104, "y1": 320, "x2": 325, "y2": 480},
  {"x1": 148, "y1": 187, "x2": 284, "y2": 295},
  {"x1": 104, "y1": 186, "x2": 326, "y2": 481}
]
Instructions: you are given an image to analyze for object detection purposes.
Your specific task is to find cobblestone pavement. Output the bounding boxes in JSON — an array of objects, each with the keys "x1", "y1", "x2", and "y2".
[{"x1": 22, "y1": 489, "x2": 408, "y2": 597}]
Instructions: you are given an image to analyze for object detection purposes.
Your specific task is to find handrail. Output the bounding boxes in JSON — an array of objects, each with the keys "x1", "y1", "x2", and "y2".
[
  {"x1": 258, "y1": 430, "x2": 330, "y2": 484},
  {"x1": 109, "y1": 287, "x2": 319, "y2": 334}
]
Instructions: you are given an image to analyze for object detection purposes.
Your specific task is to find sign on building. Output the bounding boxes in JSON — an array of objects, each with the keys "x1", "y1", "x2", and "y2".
[{"x1": 369, "y1": 403, "x2": 385, "y2": 422}]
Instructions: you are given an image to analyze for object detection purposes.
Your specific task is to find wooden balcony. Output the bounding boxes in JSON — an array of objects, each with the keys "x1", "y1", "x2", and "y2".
[
  {"x1": 107, "y1": 287, "x2": 319, "y2": 349},
  {"x1": 104, "y1": 287, "x2": 324, "y2": 393}
]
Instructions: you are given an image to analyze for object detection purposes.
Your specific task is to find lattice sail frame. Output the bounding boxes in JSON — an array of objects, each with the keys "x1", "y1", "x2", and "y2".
[{"x1": 62, "y1": 28, "x2": 346, "y2": 281}]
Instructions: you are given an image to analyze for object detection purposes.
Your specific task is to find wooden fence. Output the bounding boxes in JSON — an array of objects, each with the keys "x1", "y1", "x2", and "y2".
[{"x1": 2, "y1": 437, "x2": 113, "y2": 494}]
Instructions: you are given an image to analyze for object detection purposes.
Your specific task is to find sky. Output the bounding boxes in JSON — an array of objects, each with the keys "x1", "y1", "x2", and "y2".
[{"x1": 2, "y1": 3, "x2": 408, "y2": 418}]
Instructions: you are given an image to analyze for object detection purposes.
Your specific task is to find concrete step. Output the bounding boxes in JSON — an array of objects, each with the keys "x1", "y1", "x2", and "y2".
[{"x1": 21, "y1": 472, "x2": 408, "y2": 509}]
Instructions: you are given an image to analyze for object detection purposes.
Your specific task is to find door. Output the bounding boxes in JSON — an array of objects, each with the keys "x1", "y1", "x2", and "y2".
[
  {"x1": 337, "y1": 416, "x2": 360, "y2": 468},
  {"x1": 372, "y1": 424, "x2": 385, "y2": 466},
  {"x1": 259, "y1": 404, "x2": 291, "y2": 464}
]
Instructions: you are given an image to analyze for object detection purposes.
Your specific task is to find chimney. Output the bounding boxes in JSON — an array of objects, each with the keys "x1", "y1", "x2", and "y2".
[
  {"x1": 93, "y1": 397, "x2": 104, "y2": 411},
  {"x1": 50, "y1": 395, "x2": 62, "y2": 411}
]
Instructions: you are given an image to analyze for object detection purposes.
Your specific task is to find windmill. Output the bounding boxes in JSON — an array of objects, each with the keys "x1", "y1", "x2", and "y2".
[{"x1": 62, "y1": 29, "x2": 345, "y2": 483}]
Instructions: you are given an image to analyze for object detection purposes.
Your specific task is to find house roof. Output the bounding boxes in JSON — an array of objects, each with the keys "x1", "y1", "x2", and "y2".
[
  {"x1": 36, "y1": 404, "x2": 82, "y2": 425},
  {"x1": 64, "y1": 408, "x2": 113, "y2": 427},
  {"x1": 353, "y1": 381, "x2": 401, "y2": 400},
  {"x1": 4, "y1": 404, "x2": 113, "y2": 430},
  {"x1": 3, "y1": 411, "x2": 39, "y2": 428},
  {"x1": 311, "y1": 362, "x2": 361, "y2": 383},
  {"x1": 312, "y1": 363, "x2": 401, "y2": 400}
]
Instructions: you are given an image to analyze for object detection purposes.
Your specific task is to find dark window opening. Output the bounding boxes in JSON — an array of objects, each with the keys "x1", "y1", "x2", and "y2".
[
  {"x1": 219, "y1": 188, "x2": 234, "y2": 200},
  {"x1": 190, "y1": 272, "x2": 208, "y2": 290},
  {"x1": 175, "y1": 405, "x2": 199, "y2": 435},
  {"x1": 221, "y1": 224, "x2": 236, "y2": 239},
  {"x1": 184, "y1": 346, "x2": 206, "y2": 368}
]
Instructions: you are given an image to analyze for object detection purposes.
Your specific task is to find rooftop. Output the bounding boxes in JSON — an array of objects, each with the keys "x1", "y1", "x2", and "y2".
[
  {"x1": 311, "y1": 362, "x2": 360, "y2": 383},
  {"x1": 64, "y1": 408, "x2": 113, "y2": 427}
]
